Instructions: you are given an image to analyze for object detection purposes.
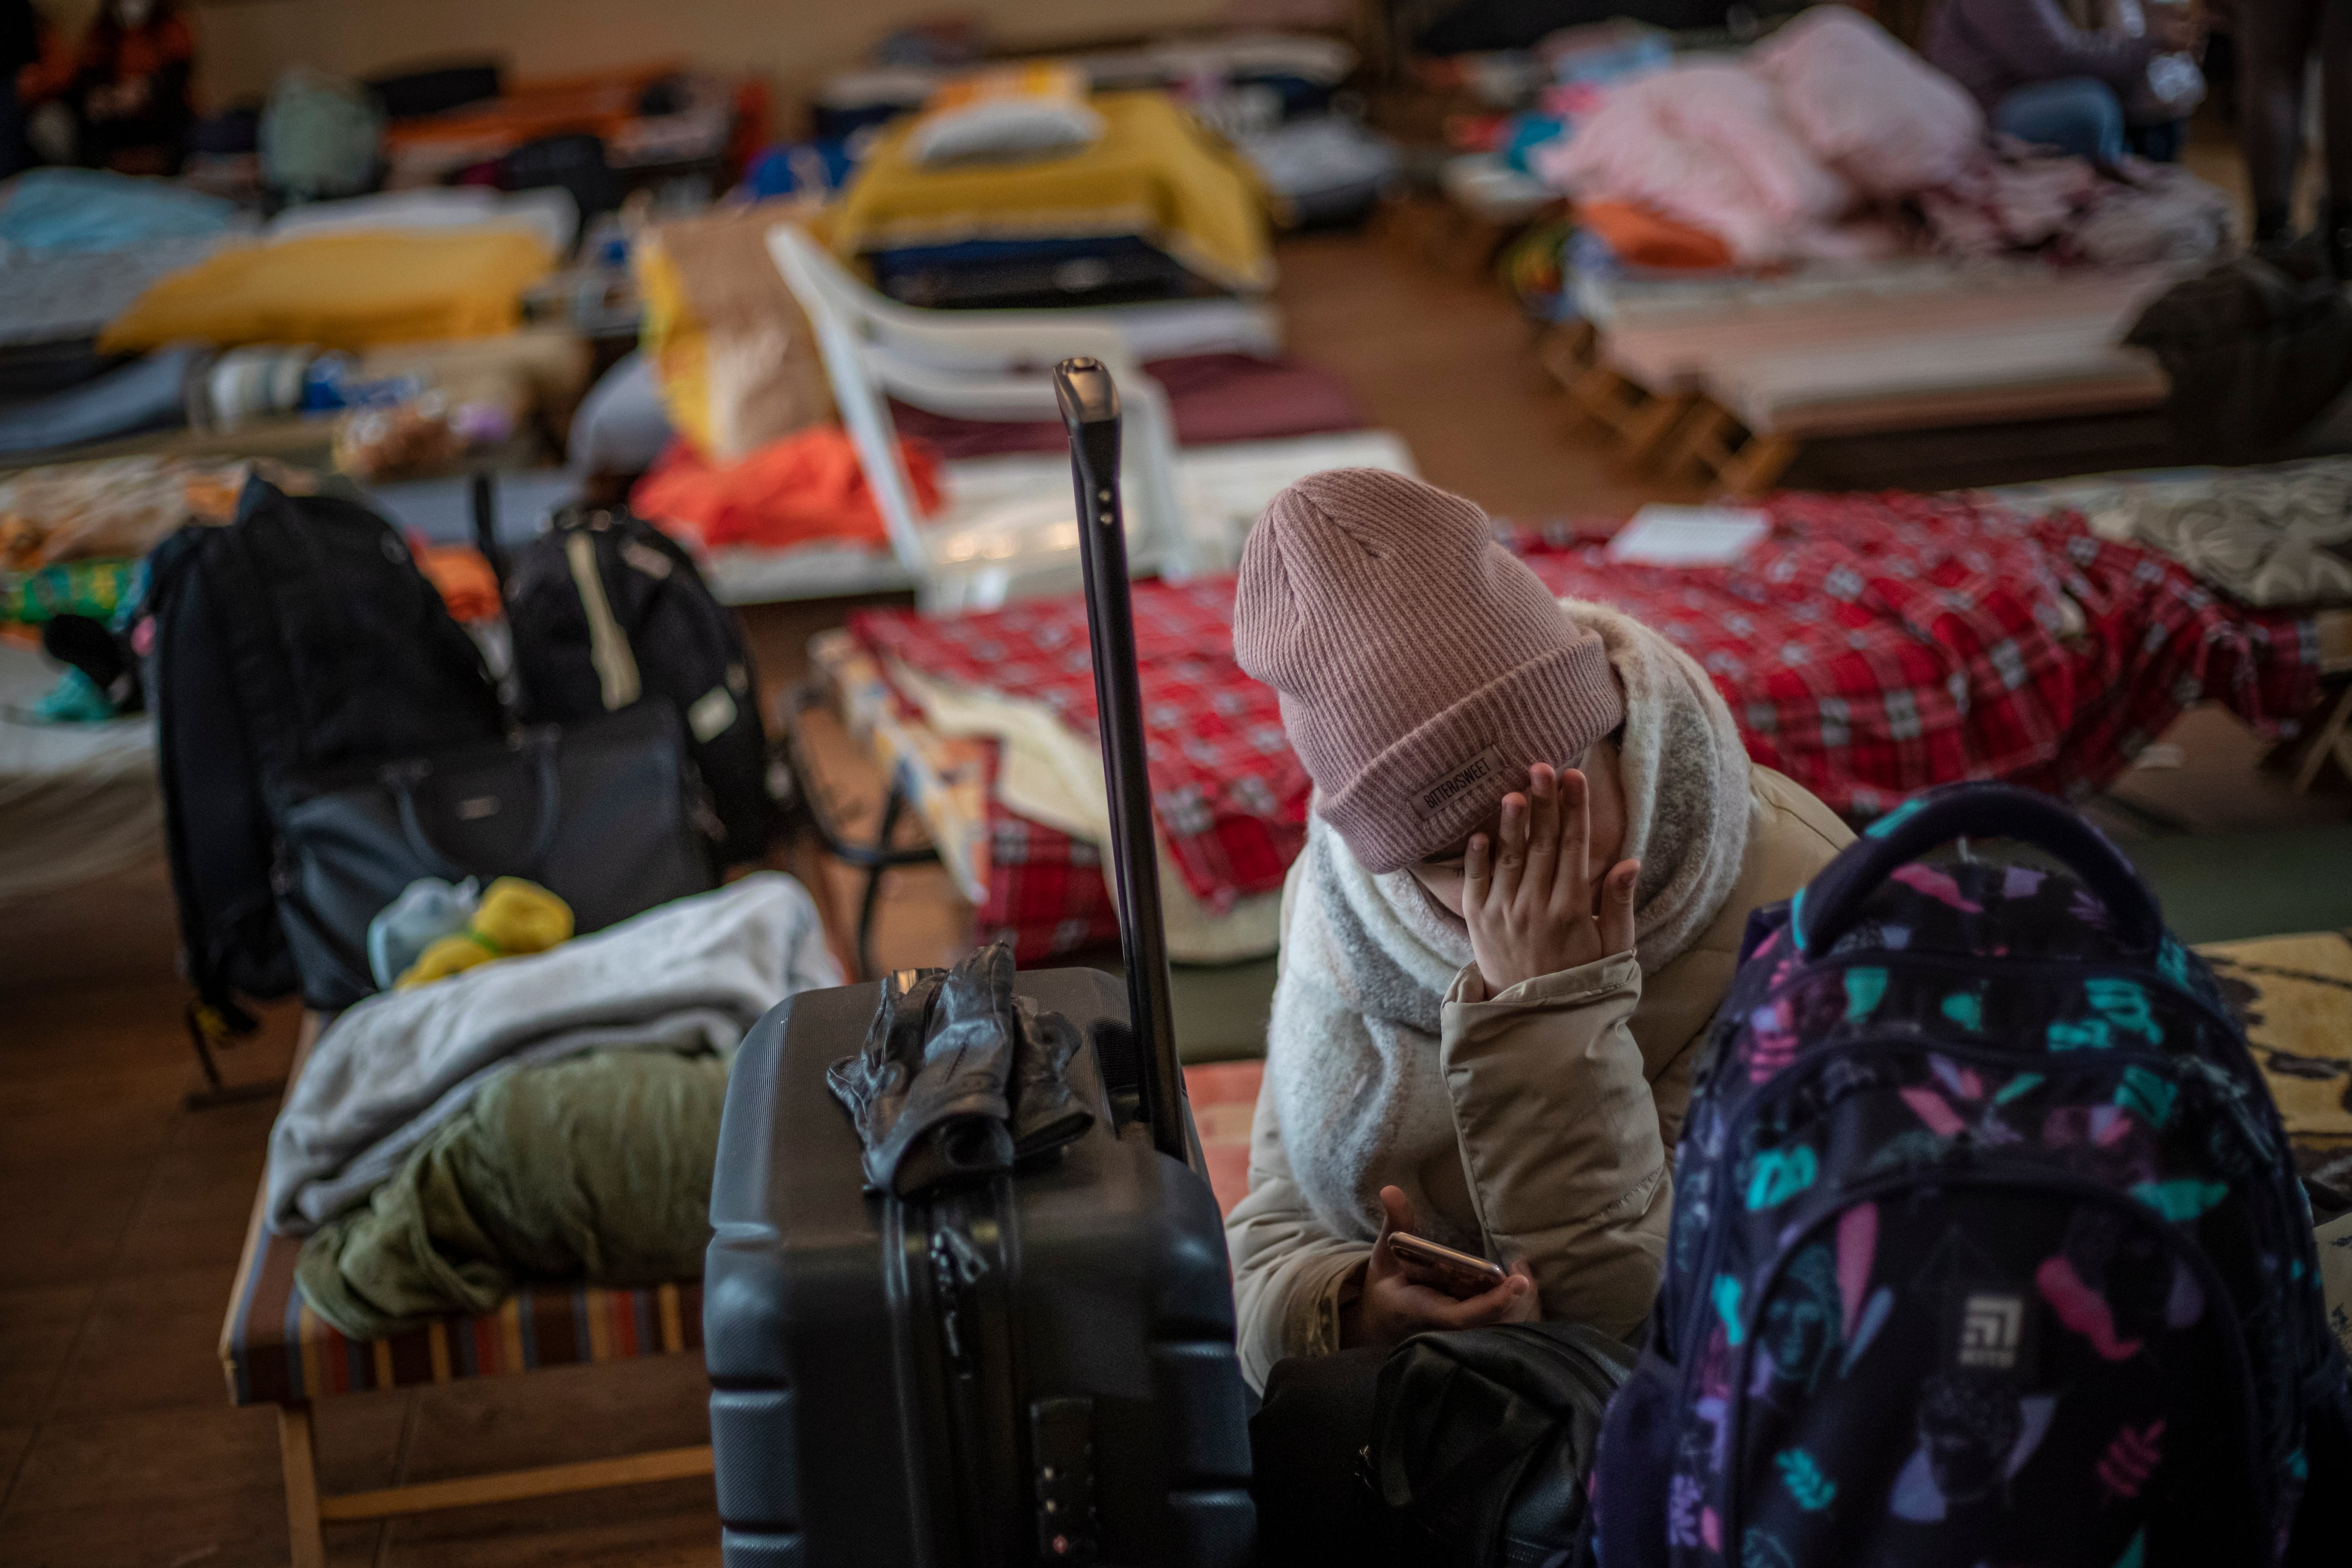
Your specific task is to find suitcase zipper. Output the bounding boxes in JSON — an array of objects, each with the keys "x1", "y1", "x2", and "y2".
[{"x1": 906, "y1": 1181, "x2": 1027, "y2": 1568}]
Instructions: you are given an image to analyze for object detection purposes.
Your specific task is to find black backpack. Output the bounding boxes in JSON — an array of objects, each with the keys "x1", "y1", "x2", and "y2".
[
  {"x1": 501, "y1": 501, "x2": 780, "y2": 869},
  {"x1": 144, "y1": 478, "x2": 507, "y2": 1063}
]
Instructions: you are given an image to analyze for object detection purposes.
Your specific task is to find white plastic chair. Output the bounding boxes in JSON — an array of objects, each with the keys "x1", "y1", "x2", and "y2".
[{"x1": 769, "y1": 224, "x2": 1208, "y2": 613}]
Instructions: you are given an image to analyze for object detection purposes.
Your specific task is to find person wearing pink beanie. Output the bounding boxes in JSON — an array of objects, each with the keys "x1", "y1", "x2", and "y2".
[{"x1": 1224, "y1": 470, "x2": 1854, "y2": 1431}]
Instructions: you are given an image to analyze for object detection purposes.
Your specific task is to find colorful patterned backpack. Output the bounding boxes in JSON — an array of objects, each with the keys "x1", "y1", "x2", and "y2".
[{"x1": 1589, "y1": 783, "x2": 2352, "y2": 1568}]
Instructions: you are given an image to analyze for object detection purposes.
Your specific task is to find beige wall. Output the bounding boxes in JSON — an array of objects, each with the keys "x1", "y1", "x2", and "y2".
[{"x1": 48, "y1": 0, "x2": 1234, "y2": 111}]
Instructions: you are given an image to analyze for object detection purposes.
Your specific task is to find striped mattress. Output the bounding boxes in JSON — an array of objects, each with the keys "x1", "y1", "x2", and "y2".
[{"x1": 218, "y1": 1205, "x2": 703, "y2": 1406}]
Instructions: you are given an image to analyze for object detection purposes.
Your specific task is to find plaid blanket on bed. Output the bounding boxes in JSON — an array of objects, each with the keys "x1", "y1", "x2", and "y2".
[
  {"x1": 852, "y1": 577, "x2": 1309, "y2": 915},
  {"x1": 1503, "y1": 491, "x2": 2322, "y2": 815},
  {"x1": 853, "y1": 493, "x2": 2324, "y2": 954}
]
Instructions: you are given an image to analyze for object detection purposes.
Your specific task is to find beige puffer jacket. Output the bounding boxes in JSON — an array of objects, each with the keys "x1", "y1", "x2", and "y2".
[{"x1": 1225, "y1": 766, "x2": 1852, "y2": 1389}]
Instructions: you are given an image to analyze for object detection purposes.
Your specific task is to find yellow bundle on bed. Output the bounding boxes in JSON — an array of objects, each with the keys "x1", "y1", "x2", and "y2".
[
  {"x1": 100, "y1": 228, "x2": 556, "y2": 354},
  {"x1": 397, "y1": 877, "x2": 574, "y2": 989},
  {"x1": 829, "y1": 90, "x2": 1274, "y2": 295}
]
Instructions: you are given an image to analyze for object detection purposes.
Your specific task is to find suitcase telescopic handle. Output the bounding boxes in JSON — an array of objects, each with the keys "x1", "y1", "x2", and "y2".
[
  {"x1": 1792, "y1": 783, "x2": 2164, "y2": 957},
  {"x1": 1052, "y1": 357, "x2": 1187, "y2": 1164},
  {"x1": 469, "y1": 470, "x2": 508, "y2": 595}
]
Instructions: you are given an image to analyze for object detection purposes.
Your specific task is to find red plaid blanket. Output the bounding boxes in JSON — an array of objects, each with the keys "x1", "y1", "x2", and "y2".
[
  {"x1": 1502, "y1": 491, "x2": 2322, "y2": 815},
  {"x1": 855, "y1": 493, "x2": 2324, "y2": 960},
  {"x1": 852, "y1": 578, "x2": 1309, "y2": 915},
  {"x1": 975, "y1": 801, "x2": 1121, "y2": 960}
]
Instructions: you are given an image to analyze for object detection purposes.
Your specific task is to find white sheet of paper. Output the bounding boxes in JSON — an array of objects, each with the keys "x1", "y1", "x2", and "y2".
[{"x1": 1604, "y1": 505, "x2": 1771, "y2": 567}]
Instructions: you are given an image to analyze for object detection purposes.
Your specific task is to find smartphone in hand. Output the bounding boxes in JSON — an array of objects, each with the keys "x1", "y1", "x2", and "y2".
[{"x1": 1389, "y1": 1233, "x2": 1509, "y2": 1299}]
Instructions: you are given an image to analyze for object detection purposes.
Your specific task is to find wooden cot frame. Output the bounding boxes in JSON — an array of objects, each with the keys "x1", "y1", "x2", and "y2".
[
  {"x1": 275, "y1": 1403, "x2": 713, "y2": 1568},
  {"x1": 1538, "y1": 311, "x2": 2172, "y2": 500},
  {"x1": 1539, "y1": 318, "x2": 1802, "y2": 497},
  {"x1": 220, "y1": 1020, "x2": 717, "y2": 1567}
]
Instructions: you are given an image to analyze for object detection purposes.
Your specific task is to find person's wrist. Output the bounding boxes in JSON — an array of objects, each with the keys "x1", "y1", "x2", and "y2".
[{"x1": 1335, "y1": 1261, "x2": 1370, "y2": 1349}]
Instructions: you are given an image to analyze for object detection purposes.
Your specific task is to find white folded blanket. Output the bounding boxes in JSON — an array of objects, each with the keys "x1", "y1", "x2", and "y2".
[{"x1": 266, "y1": 872, "x2": 841, "y2": 1234}]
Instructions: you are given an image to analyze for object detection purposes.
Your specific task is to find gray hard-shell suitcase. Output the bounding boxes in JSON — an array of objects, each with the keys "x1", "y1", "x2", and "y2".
[{"x1": 704, "y1": 360, "x2": 1258, "y2": 1567}]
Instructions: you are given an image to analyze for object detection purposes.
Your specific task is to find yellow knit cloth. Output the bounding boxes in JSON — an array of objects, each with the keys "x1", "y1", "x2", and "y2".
[{"x1": 396, "y1": 877, "x2": 574, "y2": 989}]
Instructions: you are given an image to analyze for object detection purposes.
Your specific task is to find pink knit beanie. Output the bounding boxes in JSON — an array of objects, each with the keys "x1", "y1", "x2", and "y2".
[{"x1": 1233, "y1": 469, "x2": 1624, "y2": 875}]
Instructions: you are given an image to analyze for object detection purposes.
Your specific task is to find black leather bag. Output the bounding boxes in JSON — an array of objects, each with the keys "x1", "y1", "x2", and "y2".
[
  {"x1": 1369, "y1": 1322, "x2": 1634, "y2": 1568},
  {"x1": 273, "y1": 700, "x2": 715, "y2": 1008}
]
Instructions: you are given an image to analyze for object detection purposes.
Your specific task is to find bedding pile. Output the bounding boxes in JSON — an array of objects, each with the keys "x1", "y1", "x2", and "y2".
[
  {"x1": 828, "y1": 90, "x2": 1275, "y2": 301},
  {"x1": 2007, "y1": 458, "x2": 2352, "y2": 609},
  {"x1": 266, "y1": 873, "x2": 838, "y2": 1234},
  {"x1": 297, "y1": 1046, "x2": 731, "y2": 1339},
  {"x1": 1528, "y1": 6, "x2": 2231, "y2": 269}
]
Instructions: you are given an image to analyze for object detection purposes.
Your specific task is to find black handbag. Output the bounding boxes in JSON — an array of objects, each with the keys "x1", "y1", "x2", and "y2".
[{"x1": 273, "y1": 700, "x2": 715, "y2": 1008}]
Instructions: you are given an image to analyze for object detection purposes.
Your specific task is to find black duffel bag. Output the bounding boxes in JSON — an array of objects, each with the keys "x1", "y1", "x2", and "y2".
[
  {"x1": 273, "y1": 700, "x2": 714, "y2": 1008},
  {"x1": 1254, "y1": 1322, "x2": 1633, "y2": 1568}
]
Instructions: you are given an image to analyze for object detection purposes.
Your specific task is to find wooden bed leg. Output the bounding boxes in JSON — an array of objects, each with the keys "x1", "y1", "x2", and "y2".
[
  {"x1": 1619, "y1": 391, "x2": 1700, "y2": 471},
  {"x1": 1536, "y1": 320, "x2": 1597, "y2": 389},
  {"x1": 1715, "y1": 434, "x2": 1801, "y2": 498},
  {"x1": 1562, "y1": 362, "x2": 1632, "y2": 432},
  {"x1": 1661, "y1": 402, "x2": 1737, "y2": 482},
  {"x1": 279, "y1": 1402, "x2": 326, "y2": 1568},
  {"x1": 2292, "y1": 682, "x2": 2352, "y2": 795}
]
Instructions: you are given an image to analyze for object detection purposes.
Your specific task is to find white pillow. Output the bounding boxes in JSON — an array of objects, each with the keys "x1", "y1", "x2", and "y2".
[{"x1": 906, "y1": 96, "x2": 1104, "y2": 167}]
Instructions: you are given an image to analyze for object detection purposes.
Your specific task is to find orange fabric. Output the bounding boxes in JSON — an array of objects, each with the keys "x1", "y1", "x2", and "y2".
[
  {"x1": 1576, "y1": 199, "x2": 1735, "y2": 271},
  {"x1": 413, "y1": 543, "x2": 502, "y2": 623},
  {"x1": 630, "y1": 427, "x2": 942, "y2": 553},
  {"x1": 382, "y1": 64, "x2": 684, "y2": 155}
]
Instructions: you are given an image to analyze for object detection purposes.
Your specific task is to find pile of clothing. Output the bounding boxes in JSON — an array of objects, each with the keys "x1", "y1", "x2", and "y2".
[
  {"x1": 1523, "y1": 6, "x2": 2230, "y2": 270},
  {"x1": 270, "y1": 873, "x2": 840, "y2": 1338},
  {"x1": 1433, "y1": 18, "x2": 1681, "y2": 233},
  {"x1": 598, "y1": 199, "x2": 927, "y2": 559},
  {"x1": 0, "y1": 456, "x2": 318, "y2": 716}
]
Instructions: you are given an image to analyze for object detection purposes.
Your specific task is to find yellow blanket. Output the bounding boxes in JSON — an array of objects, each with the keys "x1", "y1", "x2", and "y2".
[
  {"x1": 2202, "y1": 930, "x2": 2352, "y2": 1154},
  {"x1": 100, "y1": 229, "x2": 555, "y2": 354},
  {"x1": 827, "y1": 90, "x2": 1273, "y2": 295}
]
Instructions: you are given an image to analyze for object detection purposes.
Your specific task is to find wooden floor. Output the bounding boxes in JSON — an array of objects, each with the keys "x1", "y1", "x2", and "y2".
[{"x1": 0, "y1": 215, "x2": 2341, "y2": 1566}]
